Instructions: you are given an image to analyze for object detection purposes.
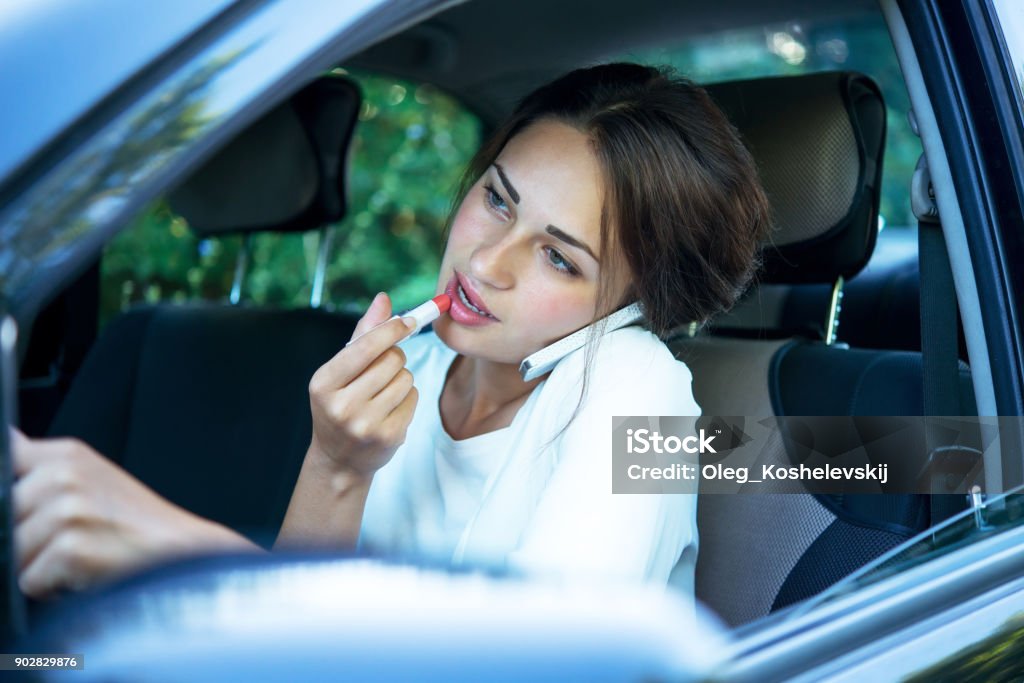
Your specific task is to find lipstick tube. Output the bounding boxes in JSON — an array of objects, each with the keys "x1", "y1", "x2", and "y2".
[{"x1": 346, "y1": 294, "x2": 451, "y2": 347}]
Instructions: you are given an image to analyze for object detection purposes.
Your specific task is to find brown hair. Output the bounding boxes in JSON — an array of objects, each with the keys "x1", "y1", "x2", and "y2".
[
  {"x1": 443, "y1": 63, "x2": 771, "y2": 434},
  {"x1": 447, "y1": 62, "x2": 769, "y2": 332}
]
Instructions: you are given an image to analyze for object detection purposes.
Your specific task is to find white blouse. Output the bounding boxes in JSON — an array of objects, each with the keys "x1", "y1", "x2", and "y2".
[{"x1": 359, "y1": 325, "x2": 701, "y2": 590}]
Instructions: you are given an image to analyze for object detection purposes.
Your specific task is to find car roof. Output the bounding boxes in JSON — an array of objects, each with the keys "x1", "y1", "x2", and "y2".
[
  {"x1": 347, "y1": 0, "x2": 880, "y2": 124},
  {"x1": 0, "y1": 0, "x2": 887, "y2": 324},
  {"x1": 0, "y1": 0, "x2": 239, "y2": 190}
]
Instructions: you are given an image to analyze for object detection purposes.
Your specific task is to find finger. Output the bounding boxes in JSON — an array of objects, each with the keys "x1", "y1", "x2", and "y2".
[
  {"x1": 344, "y1": 346, "x2": 409, "y2": 403},
  {"x1": 349, "y1": 292, "x2": 393, "y2": 340},
  {"x1": 380, "y1": 386, "x2": 419, "y2": 434},
  {"x1": 15, "y1": 500, "x2": 66, "y2": 574},
  {"x1": 12, "y1": 466, "x2": 54, "y2": 523},
  {"x1": 366, "y1": 368, "x2": 415, "y2": 418},
  {"x1": 316, "y1": 317, "x2": 415, "y2": 390},
  {"x1": 19, "y1": 530, "x2": 85, "y2": 599},
  {"x1": 9, "y1": 427, "x2": 32, "y2": 478},
  {"x1": 8, "y1": 433, "x2": 77, "y2": 479},
  {"x1": 18, "y1": 545, "x2": 58, "y2": 599}
]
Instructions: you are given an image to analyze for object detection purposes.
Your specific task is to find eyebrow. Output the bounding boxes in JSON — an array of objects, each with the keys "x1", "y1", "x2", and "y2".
[
  {"x1": 546, "y1": 225, "x2": 599, "y2": 264},
  {"x1": 493, "y1": 163, "x2": 520, "y2": 205},
  {"x1": 492, "y1": 163, "x2": 599, "y2": 264}
]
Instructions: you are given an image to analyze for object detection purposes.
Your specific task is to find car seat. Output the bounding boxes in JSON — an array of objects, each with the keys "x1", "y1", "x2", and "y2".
[
  {"x1": 676, "y1": 72, "x2": 976, "y2": 626},
  {"x1": 46, "y1": 75, "x2": 364, "y2": 548}
]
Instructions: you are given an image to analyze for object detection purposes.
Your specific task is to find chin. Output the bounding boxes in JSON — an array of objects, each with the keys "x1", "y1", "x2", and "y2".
[
  {"x1": 433, "y1": 320, "x2": 529, "y2": 366},
  {"x1": 431, "y1": 318, "x2": 477, "y2": 355},
  {"x1": 431, "y1": 316, "x2": 455, "y2": 346}
]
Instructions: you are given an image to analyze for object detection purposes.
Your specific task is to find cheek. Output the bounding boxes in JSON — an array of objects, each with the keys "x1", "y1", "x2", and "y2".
[
  {"x1": 448, "y1": 195, "x2": 492, "y2": 243},
  {"x1": 441, "y1": 209, "x2": 488, "y2": 270},
  {"x1": 520, "y1": 282, "x2": 594, "y2": 332}
]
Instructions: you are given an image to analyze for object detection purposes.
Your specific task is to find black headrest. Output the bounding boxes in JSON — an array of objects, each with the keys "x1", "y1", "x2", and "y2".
[
  {"x1": 706, "y1": 72, "x2": 886, "y2": 284},
  {"x1": 168, "y1": 75, "x2": 361, "y2": 236}
]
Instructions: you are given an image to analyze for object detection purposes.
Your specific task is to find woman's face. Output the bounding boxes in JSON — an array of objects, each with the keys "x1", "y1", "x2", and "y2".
[{"x1": 434, "y1": 118, "x2": 630, "y2": 367}]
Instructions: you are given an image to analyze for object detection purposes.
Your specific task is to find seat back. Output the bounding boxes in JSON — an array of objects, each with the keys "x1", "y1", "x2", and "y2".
[
  {"x1": 48, "y1": 306, "x2": 358, "y2": 545},
  {"x1": 673, "y1": 72, "x2": 975, "y2": 626},
  {"x1": 48, "y1": 76, "x2": 364, "y2": 547}
]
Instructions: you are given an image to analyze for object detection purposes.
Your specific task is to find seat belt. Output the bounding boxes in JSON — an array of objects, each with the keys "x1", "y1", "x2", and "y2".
[
  {"x1": 914, "y1": 154, "x2": 960, "y2": 416},
  {"x1": 913, "y1": 153, "x2": 975, "y2": 524}
]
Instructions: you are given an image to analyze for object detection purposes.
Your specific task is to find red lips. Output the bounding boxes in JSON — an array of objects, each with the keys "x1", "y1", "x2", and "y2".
[
  {"x1": 445, "y1": 271, "x2": 499, "y2": 326},
  {"x1": 457, "y1": 272, "x2": 494, "y2": 316}
]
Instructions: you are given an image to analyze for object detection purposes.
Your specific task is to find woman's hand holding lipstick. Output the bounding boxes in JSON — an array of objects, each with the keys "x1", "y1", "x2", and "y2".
[
  {"x1": 306, "y1": 292, "x2": 422, "y2": 478},
  {"x1": 278, "y1": 291, "x2": 451, "y2": 550},
  {"x1": 345, "y1": 294, "x2": 451, "y2": 347}
]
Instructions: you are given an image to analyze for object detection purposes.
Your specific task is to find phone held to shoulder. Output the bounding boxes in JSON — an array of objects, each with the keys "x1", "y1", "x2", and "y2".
[{"x1": 518, "y1": 302, "x2": 645, "y2": 382}]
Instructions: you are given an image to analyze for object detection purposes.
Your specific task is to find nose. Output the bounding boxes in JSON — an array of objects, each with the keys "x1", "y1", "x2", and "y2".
[{"x1": 468, "y1": 230, "x2": 522, "y2": 290}]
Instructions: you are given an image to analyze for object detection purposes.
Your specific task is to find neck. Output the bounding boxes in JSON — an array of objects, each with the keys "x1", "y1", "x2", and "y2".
[{"x1": 445, "y1": 354, "x2": 546, "y2": 429}]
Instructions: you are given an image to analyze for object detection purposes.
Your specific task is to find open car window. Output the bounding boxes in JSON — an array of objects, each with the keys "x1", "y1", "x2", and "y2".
[
  {"x1": 99, "y1": 69, "x2": 480, "y2": 328},
  {"x1": 6, "y1": 0, "x2": 1024, "y2": 678}
]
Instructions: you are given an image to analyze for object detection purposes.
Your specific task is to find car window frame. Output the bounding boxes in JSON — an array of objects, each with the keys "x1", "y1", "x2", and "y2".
[
  {"x1": 0, "y1": 0, "x2": 457, "y2": 334},
  {"x1": 3, "y1": 0, "x2": 1024, "y2": 678}
]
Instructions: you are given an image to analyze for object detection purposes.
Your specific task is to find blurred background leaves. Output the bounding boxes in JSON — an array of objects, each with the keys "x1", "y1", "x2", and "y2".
[
  {"x1": 100, "y1": 68, "x2": 481, "y2": 326},
  {"x1": 100, "y1": 14, "x2": 918, "y2": 327}
]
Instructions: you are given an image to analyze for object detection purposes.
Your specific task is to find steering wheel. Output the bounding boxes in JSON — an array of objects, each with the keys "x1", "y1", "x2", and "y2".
[{"x1": 0, "y1": 312, "x2": 30, "y2": 642}]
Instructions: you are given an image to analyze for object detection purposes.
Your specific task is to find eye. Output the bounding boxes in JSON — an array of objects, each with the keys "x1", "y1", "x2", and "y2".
[
  {"x1": 544, "y1": 246, "x2": 580, "y2": 277},
  {"x1": 483, "y1": 183, "x2": 510, "y2": 217}
]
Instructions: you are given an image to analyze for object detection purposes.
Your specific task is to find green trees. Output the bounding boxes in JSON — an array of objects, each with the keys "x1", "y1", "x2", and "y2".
[
  {"x1": 102, "y1": 15, "x2": 918, "y2": 327},
  {"x1": 101, "y1": 69, "x2": 480, "y2": 325}
]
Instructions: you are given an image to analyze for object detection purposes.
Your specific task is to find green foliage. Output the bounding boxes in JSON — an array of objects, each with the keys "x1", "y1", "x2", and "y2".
[
  {"x1": 99, "y1": 203, "x2": 238, "y2": 322},
  {"x1": 102, "y1": 15, "x2": 919, "y2": 328},
  {"x1": 100, "y1": 70, "x2": 481, "y2": 327},
  {"x1": 325, "y1": 70, "x2": 481, "y2": 313},
  {"x1": 905, "y1": 612, "x2": 1024, "y2": 682}
]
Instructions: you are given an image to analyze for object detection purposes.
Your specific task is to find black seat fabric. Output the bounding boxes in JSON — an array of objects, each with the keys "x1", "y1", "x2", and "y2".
[
  {"x1": 768, "y1": 343, "x2": 976, "y2": 611},
  {"x1": 773, "y1": 343, "x2": 976, "y2": 417},
  {"x1": 681, "y1": 331, "x2": 977, "y2": 628},
  {"x1": 48, "y1": 305, "x2": 359, "y2": 547},
  {"x1": 47, "y1": 75, "x2": 365, "y2": 547}
]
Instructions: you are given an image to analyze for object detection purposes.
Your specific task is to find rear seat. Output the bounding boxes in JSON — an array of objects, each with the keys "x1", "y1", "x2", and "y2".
[
  {"x1": 48, "y1": 75, "x2": 364, "y2": 547},
  {"x1": 678, "y1": 72, "x2": 976, "y2": 626}
]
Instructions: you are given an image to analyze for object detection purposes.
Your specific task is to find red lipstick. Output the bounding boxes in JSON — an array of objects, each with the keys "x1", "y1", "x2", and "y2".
[{"x1": 345, "y1": 294, "x2": 452, "y2": 347}]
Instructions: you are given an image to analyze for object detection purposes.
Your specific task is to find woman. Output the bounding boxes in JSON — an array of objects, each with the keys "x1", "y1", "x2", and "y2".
[{"x1": 12, "y1": 63, "x2": 769, "y2": 597}]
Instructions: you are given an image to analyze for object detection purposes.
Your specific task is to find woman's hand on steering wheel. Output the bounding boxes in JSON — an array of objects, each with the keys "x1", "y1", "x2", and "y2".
[{"x1": 10, "y1": 428, "x2": 261, "y2": 599}]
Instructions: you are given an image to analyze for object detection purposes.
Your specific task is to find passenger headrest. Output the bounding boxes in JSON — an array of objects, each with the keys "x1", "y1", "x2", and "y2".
[
  {"x1": 705, "y1": 72, "x2": 886, "y2": 284},
  {"x1": 169, "y1": 75, "x2": 361, "y2": 236}
]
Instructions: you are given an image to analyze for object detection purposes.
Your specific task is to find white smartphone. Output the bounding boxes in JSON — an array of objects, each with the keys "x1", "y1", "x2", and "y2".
[{"x1": 518, "y1": 302, "x2": 646, "y2": 381}]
